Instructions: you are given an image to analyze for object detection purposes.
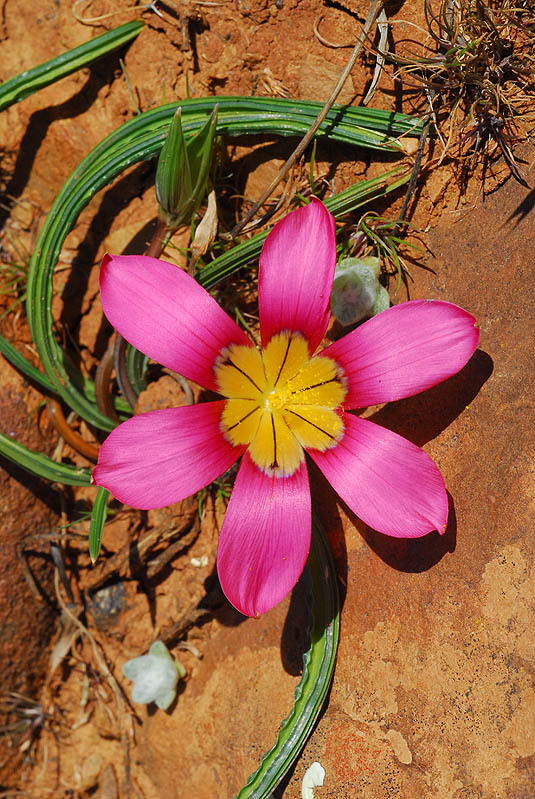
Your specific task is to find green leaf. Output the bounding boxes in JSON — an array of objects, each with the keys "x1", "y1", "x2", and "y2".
[
  {"x1": 234, "y1": 518, "x2": 339, "y2": 798},
  {"x1": 186, "y1": 105, "x2": 218, "y2": 201},
  {"x1": 126, "y1": 345, "x2": 149, "y2": 396},
  {"x1": 89, "y1": 487, "x2": 110, "y2": 563},
  {"x1": 197, "y1": 167, "x2": 409, "y2": 290},
  {"x1": 0, "y1": 21, "x2": 144, "y2": 112},
  {"x1": 0, "y1": 431, "x2": 91, "y2": 485},
  {"x1": 155, "y1": 108, "x2": 190, "y2": 221},
  {"x1": 0, "y1": 332, "x2": 55, "y2": 392}
]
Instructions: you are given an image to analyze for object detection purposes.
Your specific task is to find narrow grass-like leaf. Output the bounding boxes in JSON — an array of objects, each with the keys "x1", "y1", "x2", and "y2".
[
  {"x1": 0, "y1": 332, "x2": 55, "y2": 392},
  {"x1": 234, "y1": 518, "x2": 339, "y2": 798},
  {"x1": 0, "y1": 21, "x2": 144, "y2": 112},
  {"x1": 89, "y1": 487, "x2": 110, "y2": 562},
  {"x1": 155, "y1": 108, "x2": 190, "y2": 219},
  {"x1": 0, "y1": 430, "x2": 91, "y2": 485},
  {"x1": 126, "y1": 345, "x2": 148, "y2": 396}
]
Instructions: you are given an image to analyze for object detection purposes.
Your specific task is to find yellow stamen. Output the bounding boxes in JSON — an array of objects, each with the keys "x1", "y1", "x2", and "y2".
[{"x1": 214, "y1": 331, "x2": 347, "y2": 477}]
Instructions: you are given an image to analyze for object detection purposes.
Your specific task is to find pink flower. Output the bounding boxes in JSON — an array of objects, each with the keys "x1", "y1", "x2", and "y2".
[{"x1": 93, "y1": 200, "x2": 479, "y2": 617}]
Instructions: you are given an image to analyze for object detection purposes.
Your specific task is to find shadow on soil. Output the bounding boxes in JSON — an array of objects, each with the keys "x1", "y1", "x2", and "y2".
[
  {"x1": 310, "y1": 348, "x2": 493, "y2": 588},
  {"x1": 0, "y1": 51, "x2": 130, "y2": 231}
]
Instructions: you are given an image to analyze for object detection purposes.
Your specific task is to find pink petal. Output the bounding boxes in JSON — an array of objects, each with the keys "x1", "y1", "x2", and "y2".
[
  {"x1": 93, "y1": 401, "x2": 243, "y2": 509},
  {"x1": 217, "y1": 453, "x2": 311, "y2": 616},
  {"x1": 259, "y1": 199, "x2": 336, "y2": 353},
  {"x1": 100, "y1": 254, "x2": 249, "y2": 392},
  {"x1": 324, "y1": 300, "x2": 479, "y2": 408},
  {"x1": 309, "y1": 414, "x2": 448, "y2": 538}
]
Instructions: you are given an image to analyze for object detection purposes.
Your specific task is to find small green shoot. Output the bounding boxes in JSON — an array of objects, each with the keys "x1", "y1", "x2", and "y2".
[{"x1": 352, "y1": 212, "x2": 425, "y2": 289}]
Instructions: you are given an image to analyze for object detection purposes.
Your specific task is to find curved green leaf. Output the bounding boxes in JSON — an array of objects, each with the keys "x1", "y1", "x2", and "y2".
[
  {"x1": 89, "y1": 486, "x2": 110, "y2": 562},
  {"x1": 0, "y1": 430, "x2": 91, "y2": 485},
  {"x1": 198, "y1": 166, "x2": 408, "y2": 290},
  {"x1": 0, "y1": 332, "x2": 55, "y2": 392},
  {"x1": 0, "y1": 20, "x2": 144, "y2": 112},
  {"x1": 235, "y1": 518, "x2": 339, "y2": 798}
]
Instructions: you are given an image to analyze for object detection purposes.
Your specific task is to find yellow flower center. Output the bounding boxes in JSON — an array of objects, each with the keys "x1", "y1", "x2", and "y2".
[{"x1": 214, "y1": 331, "x2": 347, "y2": 477}]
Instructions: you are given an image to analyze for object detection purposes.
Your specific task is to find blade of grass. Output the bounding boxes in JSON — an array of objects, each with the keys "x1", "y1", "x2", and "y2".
[
  {"x1": 197, "y1": 166, "x2": 410, "y2": 290},
  {"x1": 235, "y1": 518, "x2": 339, "y2": 799},
  {"x1": 0, "y1": 333, "x2": 55, "y2": 392},
  {"x1": 89, "y1": 487, "x2": 110, "y2": 562},
  {"x1": 0, "y1": 430, "x2": 91, "y2": 485},
  {"x1": 0, "y1": 20, "x2": 144, "y2": 112}
]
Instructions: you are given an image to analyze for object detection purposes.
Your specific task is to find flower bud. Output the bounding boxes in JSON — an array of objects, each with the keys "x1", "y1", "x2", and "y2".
[
  {"x1": 155, "y1": 105, "x2": 218, "y2": 229},
  {"x1": 330, "y1": 256, "x2": 389, "y2": 326}
]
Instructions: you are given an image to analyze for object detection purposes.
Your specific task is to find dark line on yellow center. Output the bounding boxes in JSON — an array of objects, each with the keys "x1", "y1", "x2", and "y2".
[
  {"x1": 270, "y1": 413, "x2": 278, "y2": 469},
  {"x1": 224, "y1": 359, "x2": 262, "y2": 392},
  {"x1": 226, "y1": 405, "x2": 260, "y2": 432},
  {"x1": 274, "y1": 336, "x2": 293, "y2": 387},
  {"x1": 291, "y1": 377, "x2": 339, "y2": 394},
  {"x1": 287, "y1": 409, "x2": 336, "y2": 440}
]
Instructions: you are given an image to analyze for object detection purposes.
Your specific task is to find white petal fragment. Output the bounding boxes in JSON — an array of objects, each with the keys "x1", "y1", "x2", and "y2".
[
  {"x1": 301, "y1": 762, "x2": 326, "y2": 799},
  {"x1": 122, "y1": 640, "x2": 185, "y2": 710}
]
